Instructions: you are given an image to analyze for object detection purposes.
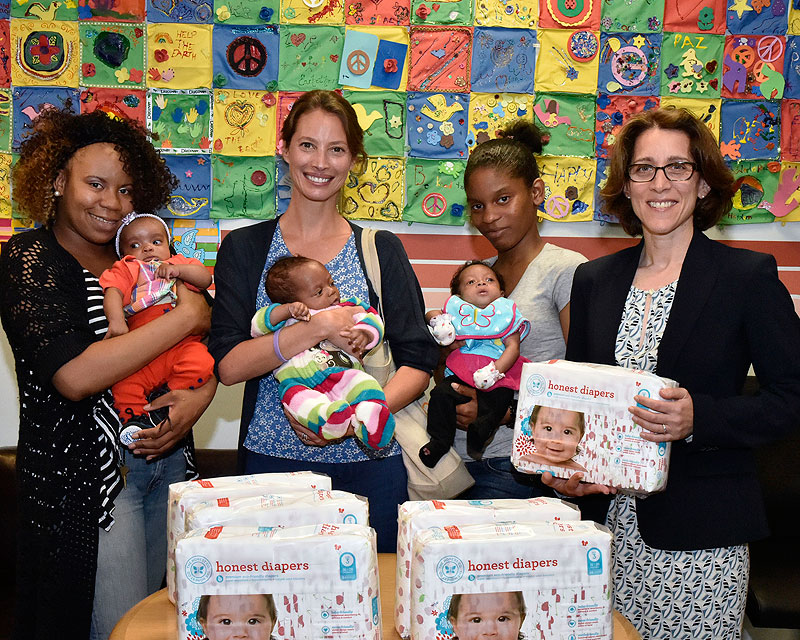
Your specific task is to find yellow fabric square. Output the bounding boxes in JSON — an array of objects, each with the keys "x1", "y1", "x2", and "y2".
[
  {"x1": 538, "y1": 156, "x2": 595, "y2": 222},
  {"x1": 147, "y1": 24, "x2": 212, "y2": 89},
  {"x1": 340, "y1": 157, "x2": 405, "y2": 221},
  {"x1": 660, "y1": 97, "x2": 721, "y2": 141},
  {"x1": 342, "y1": 26, "x2": 409, "y2": 92},
  {"x1": 11, "y1": 20, "x2": 80, "y2": 87},
  {"x1": 534, "y1": 29, "x2": 599, "y2": 94},
  {"x1": 0, "y1": 154, "x2": 11, "y2": 219},
  {"x1": 280, "y1": 0, "x2": 345, "y2": 24},
  {"x1": 467, "y1": 92, "x2": 534, "y2": 149},
  {"x1": 790, "y1": 6, "x2": 800, "y2": 35},
  {"x1": 213, "y1": 90, "x2": 277, "y2": 157},
  {"x1": 475, "y1": 0, "x2": 537, "y2": 28}
]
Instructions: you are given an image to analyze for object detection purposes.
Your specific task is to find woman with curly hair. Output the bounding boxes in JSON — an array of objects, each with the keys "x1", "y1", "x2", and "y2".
[{"x1": 0, "y1": 108, "x2": 216, "y2": 640}]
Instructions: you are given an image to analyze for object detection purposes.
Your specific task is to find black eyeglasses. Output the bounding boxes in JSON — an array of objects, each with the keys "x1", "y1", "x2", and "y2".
[{"x1": 627, "y1": 162, "x2": 697, "y2": 183}]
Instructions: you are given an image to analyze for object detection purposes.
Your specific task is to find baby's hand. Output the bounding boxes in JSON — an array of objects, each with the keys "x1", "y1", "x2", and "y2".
[
  {"x1": 105, "y1": 320, "x2": 130, "y2": 339},
  {"x1": 429, "y1": 313, "x2": 456, "y2": 346},
  {"x1": 473, "y1": 361, "x2": 504, "y2": 390},
  {"x1": 343, "y1": 327, "x2": 371, "y2": 356},
  {"x1": 156, "y1": 263, "x2": 181, "y2": 280},
  {"x1": 288, "y1": 301, "x2": 310, "y2": 322}
]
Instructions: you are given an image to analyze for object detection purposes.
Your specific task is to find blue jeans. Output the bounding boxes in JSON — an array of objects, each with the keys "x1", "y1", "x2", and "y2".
[
  {"x1": 244, "y1": 450, "x2": 408, "y2": 553},
  {"x1": 90, "y1": 446, "x2": 186, "y2": 640},
  {"x1": 460, "y1": 457, "x2": 551, "y2": 500}
]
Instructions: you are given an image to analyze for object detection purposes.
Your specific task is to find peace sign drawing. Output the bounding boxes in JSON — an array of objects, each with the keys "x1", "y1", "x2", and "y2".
[
  {"x1": 347, "y1": 49, "x2": 370, "y2": 76},
  {"x1": 422, "y1": 192, "x2": 447, "y2": 217},
  {"x1": 226, "y1": 36, "x2": 268, "y2": 78}
]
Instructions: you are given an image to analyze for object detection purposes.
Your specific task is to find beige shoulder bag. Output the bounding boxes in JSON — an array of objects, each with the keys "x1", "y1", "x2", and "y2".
[{"x1": 360, "y1": 228, "x2": 474, "y2": 500}]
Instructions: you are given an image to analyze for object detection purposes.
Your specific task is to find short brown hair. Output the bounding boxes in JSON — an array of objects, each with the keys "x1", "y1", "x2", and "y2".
[
  {"x1": 197, "y1": 594, "x2": 277, "y2": 631},
  {"x1": 601, "y1": 107, "x2": 734, "y2": 236},
  {"x1": 450, "y1": 260, "x2": 505, "y2": 296},
  {"x1": 266, "y1": 255, "x2": 320, "y2": 303},
  {"x1": 12, "y1": 107, "x2": 177, "y2": 227},
  {"x1": 281, "y1": 90, "x2": 366, "y2": 173},
  {"x1": 448, "y1": 592, "x2": 527, "y2": 640},
  {"x1": 530, "y1": 405, "x2": 585, "y2": 439}
]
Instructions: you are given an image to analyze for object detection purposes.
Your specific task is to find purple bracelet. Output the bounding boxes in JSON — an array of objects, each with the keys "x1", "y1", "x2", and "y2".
[{"x1": 273, "y1": 328, "x2": 288, "y2": 363}]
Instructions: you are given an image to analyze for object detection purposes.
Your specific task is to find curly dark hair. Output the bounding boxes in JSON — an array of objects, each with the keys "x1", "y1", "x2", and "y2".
[
  {"x1": 281, "y1": 90, "x2": 366, "y2": 174},
  {"x1": 12, "y1": 107, "x2": 178, "y2": 226},
  {"x1": 449, "y1": 260, "x2": 506, "y2": 296},
  {"x1": 266, "y1": 255, "x2": 320, "y2": 303},
  {"x1": 464, "y1": 119, "x2": 547, "y2": 190},
  {"x1": 601, "y1": 107, "x2": 735, "y2": 236}
]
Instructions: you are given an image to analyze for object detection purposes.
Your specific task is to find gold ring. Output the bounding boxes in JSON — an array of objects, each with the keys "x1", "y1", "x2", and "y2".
[{"x1": 662, "y1": 424, "x2": 667, "y2": 434}]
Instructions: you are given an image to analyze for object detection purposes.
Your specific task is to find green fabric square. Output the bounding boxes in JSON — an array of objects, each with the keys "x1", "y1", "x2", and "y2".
[
  {"x1": 660, "y1": 32, "x2": 723, "y2": 99},
  {"x1": 0, "y1": 91, "x2": 10, "y2": 153},
  {"x1": 216, "y1": 0, "x2": 279, "y2": 24},
  {"x1": 278, "y1": 26, "x2": 344, "y2": 91},
  {"x1": 342, "y1": 90, "x2": 406, "y2": 158},
  {"x1": 600, "y1": 0, "x2": 665, "y2": 32},
  {"x1": 149, "y1": 90, "x2": 212, "y2": 154},
  {"x1": 534, "y1": 93, "x2": 596, "y2": 157},
  {"x1": 80, "y1": 23, "x2": 146, "y2": 89},
  {"x1": 12, "y1": 1, "x2": 78, "y2": 19},
  {"x1": 212, "y1": 155, "x2": 276, "y2": 219},
  {"x1": 410, "y1": 0, "x2": 473, "y2": 25},
  {"x1": 721, "y1": 160, "x2": 777, "y2": 225},
  {"x1": 404, "y1": 158, "x2": 467, "y2": 226}
]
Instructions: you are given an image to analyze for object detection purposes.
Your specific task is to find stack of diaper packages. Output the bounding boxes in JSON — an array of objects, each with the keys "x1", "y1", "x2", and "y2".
[
  {"x1": 167, "y1": 471, "x2": 332, "y2": 602},
  {"x1": 513, "y1": 360, "x2": 678, "y2": 494},
  {"x1": 395, "y1": 498, "x2": 581, "y2": 638},
  {"x1": 409, "y1": 521, "x2": 613, "y2": 640},
  {"x1": 175, "y1": 523, "x2": 381, "y2": 640}
]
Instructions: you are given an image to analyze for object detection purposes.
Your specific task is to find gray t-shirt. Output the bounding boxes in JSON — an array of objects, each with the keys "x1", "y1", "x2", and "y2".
[{"x1": 454, "y1": 243, "x2": 587, "y2": 460}]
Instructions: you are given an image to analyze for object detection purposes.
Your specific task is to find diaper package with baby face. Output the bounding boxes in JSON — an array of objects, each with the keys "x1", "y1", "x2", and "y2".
[
  {"x1": 410, "y1": 521, "x2": 612, "y2": 640},
  {"x1": 395, "y1": 498, "x2": 581, "y2": 638},
  {"x1": 175, "y1": 524, "x2": 380, "y2": 640},
  {"x1": 512, "y1": 360, "x2": 677, "y2": 494},
  {"x1": 186, "y1": 490, "x2": 369, "y2": 531},
  {"x1": 167, "y1": 472, "x2": 331, "y2": 602}
]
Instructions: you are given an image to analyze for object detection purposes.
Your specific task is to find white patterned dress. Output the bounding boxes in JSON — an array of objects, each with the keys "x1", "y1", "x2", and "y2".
[{"x1": 610, "y1": 281, "x2": 749, "y2": 640}]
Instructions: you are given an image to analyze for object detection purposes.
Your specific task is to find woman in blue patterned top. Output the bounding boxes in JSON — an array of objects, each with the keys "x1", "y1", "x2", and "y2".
[{"x1": 209, "y1": 90, "x2": 438, "y2": 552}]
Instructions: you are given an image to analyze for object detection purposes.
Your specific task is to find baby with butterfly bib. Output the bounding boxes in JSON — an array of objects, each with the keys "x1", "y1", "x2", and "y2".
[{"x1": 421, "y1": 260, "x2": 530, "y2": 467}]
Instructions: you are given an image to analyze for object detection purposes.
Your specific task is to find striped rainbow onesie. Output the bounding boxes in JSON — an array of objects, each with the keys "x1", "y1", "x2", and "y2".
[{"x1": 250, "y1": 297, "x2": 395, "y2": 450}]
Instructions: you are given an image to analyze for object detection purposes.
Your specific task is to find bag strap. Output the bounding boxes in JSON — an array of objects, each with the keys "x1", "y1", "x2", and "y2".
[{"x1": 361, "y1": 227, "x2": 384, "y2": 317}]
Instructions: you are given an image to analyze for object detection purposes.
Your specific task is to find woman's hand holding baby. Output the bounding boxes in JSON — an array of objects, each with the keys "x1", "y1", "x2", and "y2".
[
  {"x1": 540, "y1": 471, "x2": 617, "y2": 497},
  {"x1": 175, "y1": 281, "x2": 211, "y2": 335},
  {"x1": 630, "y1": 386, "x2": 694, "y2": 442}
]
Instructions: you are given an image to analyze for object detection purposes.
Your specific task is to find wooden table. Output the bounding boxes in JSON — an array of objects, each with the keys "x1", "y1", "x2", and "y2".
[{"x1": 110, "y1": 553, "x2": 640, "y2": 639}]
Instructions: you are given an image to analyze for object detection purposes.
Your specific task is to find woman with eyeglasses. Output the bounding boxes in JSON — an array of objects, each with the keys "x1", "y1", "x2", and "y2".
[{"x1": 543, "y1": 107, "x2": 800, "y2": 639}]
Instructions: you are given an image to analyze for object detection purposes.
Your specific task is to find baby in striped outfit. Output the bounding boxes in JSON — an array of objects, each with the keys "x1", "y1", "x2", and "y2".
[{"x1": 251, "y1": 256, "x2": 395, "y2": 450}]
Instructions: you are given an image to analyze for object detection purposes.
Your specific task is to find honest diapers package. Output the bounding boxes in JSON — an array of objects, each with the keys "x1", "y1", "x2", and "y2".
[
  {"x1": 395, "y1": 498, "x2": 580, "y2": 638},
  {"x1": 185, "y1": 490, "x2": 369, "y2": 530},
  {"x1": 513, "y1": 360, "x2": 677, "y2": 494},
  {"x1": 409, "y1": 521, "x2": 612, "y2": 640},
  {"x1": 167, "y1": 472, "x2": 331, "y2": 602},
  {"x1": 175, "y1": 524, "x2": 380, "y2": 640}
]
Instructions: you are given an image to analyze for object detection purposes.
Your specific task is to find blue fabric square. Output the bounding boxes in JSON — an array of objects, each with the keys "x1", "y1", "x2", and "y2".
[
  {"x1": 213, "y1": 24, "x2": 279, "y2": 90},
  {"x1": 720, "y1": 99, "x2": 780, "y2": 161},
  {"x1": 159, "y1": 155, "x2": 212, "y2": 219},
  {"x1": 406, "y1": 92, "x2": 469, "y2": 160},
  {"x1": 372, "y1": 39, "x2": 407, "y2": 91},
  {"x1": 147, "y1": 0, "x2": 213, "y2": 23},
  {"x1": 275, "y1": 155, "x2": 291, "y2": 215},
  {"x1": 598, "y1": 33, "x2": 662, "y2": 96},
  {"x1": 471, "y1": 27, "x2": 536, "y2": 94},
  {"x1": 726, "y1": 0, "x2": 788, "y2": 35},
  {"x1": 12, "y1": 87, "x2": 78, "y2": 151},
  {"x1": 784, "y1": 36, "x2": 800, "y2": 99}
]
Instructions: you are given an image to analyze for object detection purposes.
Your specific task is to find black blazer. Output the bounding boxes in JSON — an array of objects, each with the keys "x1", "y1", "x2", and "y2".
[{"x1": 567, "y1": 230, "x2": 800, "y2": 551}]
